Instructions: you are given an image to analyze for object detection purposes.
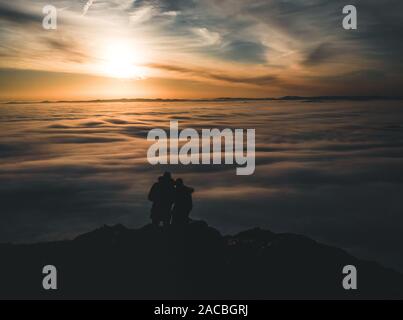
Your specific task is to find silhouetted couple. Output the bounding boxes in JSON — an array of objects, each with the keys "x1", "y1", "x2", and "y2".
[{"x1": 148, "y1": 172, "x2": 194, "y2": 227}]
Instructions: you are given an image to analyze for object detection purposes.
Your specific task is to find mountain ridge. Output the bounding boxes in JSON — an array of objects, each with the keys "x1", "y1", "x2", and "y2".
[
  {"x1": 3, "y1": 95, "x2": 403, "y2": 105},
  {"x1": 1, "y1": 221, "x2": 402, "y2": 299}
]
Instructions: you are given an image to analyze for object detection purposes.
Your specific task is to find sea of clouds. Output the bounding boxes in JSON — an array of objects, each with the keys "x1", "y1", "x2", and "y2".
[{"x1": 1, "y1": 100, "x2": 403, "y2": 271}]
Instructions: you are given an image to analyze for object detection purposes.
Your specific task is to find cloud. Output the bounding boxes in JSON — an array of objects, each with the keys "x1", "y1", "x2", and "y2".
[
  {"x1": 222, "y1": 40, "x2": 267, "y2": 63},
  {"x1": 1, "y1": 98, "x2": 403, "y2": 272},
  {"x1": 149, "y1": 63, "x2": 280, "y2": 86},
  {"x1": 48, "y1": 135, "x2": 125, "y2": 144},
  {"x1": 129, "y1": 5, "x2": 155, "y2": 24},
  {"x1": 1, "y1": 0, "x2": 403, "y2": 96},
  {"x1": 82, "y1": 0, "x2": 95, "y2": 16},
  {"x1": 303, "y1": 42, "x2": 339, "y2": 66},
  {"x1": 161, "y1": 10, "x2": 180, "y2": 17},
  {"x1": 0, "y1": 2, "x2": 41, "y2": 25},
  {"x1": 192, "y1": 27, "x2": 221, "y2": 46},
  {"x1": 42, "y1": 37, "x2": 90, "y2": 63},
  {"x1": 132, "y1": 0, "x2": 196, "y2": 12}
]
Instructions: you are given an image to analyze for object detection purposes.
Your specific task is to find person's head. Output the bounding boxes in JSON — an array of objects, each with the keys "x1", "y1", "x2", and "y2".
[
  {"x1": 162, "y1": 171, "x2": 172, "y2": 180},
  {"x1": 175, "y1": 178, "x2": 184, "y2": 187}
]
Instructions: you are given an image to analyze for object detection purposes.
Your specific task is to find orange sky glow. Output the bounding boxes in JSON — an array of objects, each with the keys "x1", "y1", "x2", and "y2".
[{"x1": 0, "y1": 1, "x2": 402, "y2": 101}]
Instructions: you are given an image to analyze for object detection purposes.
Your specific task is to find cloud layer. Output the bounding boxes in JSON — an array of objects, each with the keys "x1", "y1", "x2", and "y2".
[{"x1": 1, "y1": 99, "x2": 403, "y2": 273}]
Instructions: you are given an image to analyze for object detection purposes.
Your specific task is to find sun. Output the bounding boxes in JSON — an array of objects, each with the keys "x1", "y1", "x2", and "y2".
[{"x1": 100, "y1": 41, "x2": 148, "y2": 79}]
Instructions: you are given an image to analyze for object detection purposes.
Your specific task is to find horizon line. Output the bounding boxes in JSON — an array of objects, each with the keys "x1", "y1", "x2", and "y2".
[{"x1": 2, "y1": 95, "x2": 403, "y2": 105}]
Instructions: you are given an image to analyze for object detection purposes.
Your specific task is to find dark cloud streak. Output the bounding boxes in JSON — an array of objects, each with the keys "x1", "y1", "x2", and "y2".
[{"x1": 149, "y1": 63, "x2": 280, "y2": 86}]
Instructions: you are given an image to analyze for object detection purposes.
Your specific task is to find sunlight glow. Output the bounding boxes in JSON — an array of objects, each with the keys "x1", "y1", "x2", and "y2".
[{"x1": 100, "y1": 40, "x2": 148, "y2": 79}]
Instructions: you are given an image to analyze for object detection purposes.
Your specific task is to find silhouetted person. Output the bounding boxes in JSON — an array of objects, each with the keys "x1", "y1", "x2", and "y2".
[
  {"x1": 148, "y1": 172, "x2": 175, "y2": 226},
  {"x1": 171, "y1": 178, "x2": 194, "y2": 225}
]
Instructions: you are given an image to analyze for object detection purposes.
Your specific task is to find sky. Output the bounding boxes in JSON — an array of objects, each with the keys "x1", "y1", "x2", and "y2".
[{"x1": 1, "y1": 0, "x2": 403, "y2": 100}]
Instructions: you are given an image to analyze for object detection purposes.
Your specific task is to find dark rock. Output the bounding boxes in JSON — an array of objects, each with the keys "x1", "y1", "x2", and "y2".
[{"x1": 0, "y1": 220, "x2": 402, "y2": 299}]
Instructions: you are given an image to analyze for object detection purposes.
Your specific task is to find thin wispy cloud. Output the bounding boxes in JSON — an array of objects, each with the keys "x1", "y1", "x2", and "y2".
[
  {"x1": 192, "y1": 27, "x2": 221, "y2": 46},
  {"x1": 82, "y1": 0, "x2": 95, "y2": 16}
]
